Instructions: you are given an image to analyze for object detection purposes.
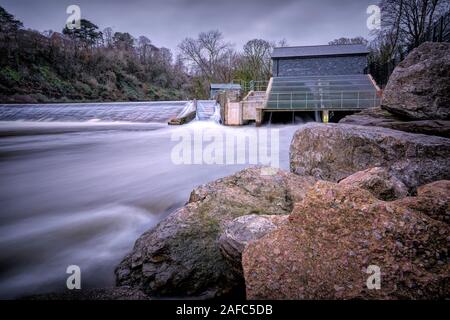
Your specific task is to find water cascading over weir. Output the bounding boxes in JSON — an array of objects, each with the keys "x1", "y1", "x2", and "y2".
[
  {"x1": 196, "y1": 100, "x2": 221, "y2": 122},
  {"x1": 168, "y1": 100, "x2": 221, "y2": 125}
]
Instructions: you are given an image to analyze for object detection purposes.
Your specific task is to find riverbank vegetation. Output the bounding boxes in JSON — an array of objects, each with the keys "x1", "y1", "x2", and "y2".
[
  {"x1": 0, "y1": 7, "x2": 190, "y2": 103},
  {"x1": 0, "y1": 6, "x2": 284, "y2": 103},
  {"x1": 0, "y1": 0, "x2": 448, "y2": 103}
]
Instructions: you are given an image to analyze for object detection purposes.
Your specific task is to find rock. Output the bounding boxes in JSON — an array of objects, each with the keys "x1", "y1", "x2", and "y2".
[
  {"x1": 394, "y1": 180, "x2": 450, "y2": 225},
  {"x1": 242, "y1": 181, "x2": 450, "y2": 299},
  {"x1": 24, "y1": 287, "x2": 149, "y2": 300},
  {"x1": 339, "y1": 107, "x2": 404, "y2": 126},
  {"x1": 115, "y1": 167, "x2": 317, "y2": 298},
  {"x1": 219, "y1": 214, "x2": 289, "y2": 277},
  {"x1": 340, "y1": 107, "x2": 450, "y2": 138},
  {"x1": 382, "y1": 42, "x2": 450, "y2": 120},
  {"x1": 339, "y1": 167, "x2": 408, "y2": 201},
  {"x1": 290, "y1": 123, "x2": 450, "y2": 191}
]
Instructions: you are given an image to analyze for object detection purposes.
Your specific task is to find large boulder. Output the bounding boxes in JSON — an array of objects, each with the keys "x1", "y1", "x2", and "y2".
[
  {"x1": 290, "y1": 123, "x2": 450, "y2": 191},
  {"x1": 394, "y1": 180, "x2": 450, "y2": 225},
  {"x1": 339, "y1": 167, "x2": 408, "y2": 201},
  {"x1": 242, "y1": 180, "x2": 450, "y2": 300},
  {"x1": 115, "y1": 167, "x2": 316, "y2": 298},
  {"x1": 382, "y1": 42, "x2": 450, "y2": 120},
  {"x1": 339, "y1": 107, "x2": 450, "y2": 138},
  {"x1": 219, "y1": 214, "x2": 289, "y2": 277}
]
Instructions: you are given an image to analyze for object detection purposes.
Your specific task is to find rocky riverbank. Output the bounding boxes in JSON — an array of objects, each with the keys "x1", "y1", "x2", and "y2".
[
  {"x1": 340, "y1": 42, "x2": 450, "y2": 138},
  {"x1": 30, "y1": 42, "x2": 450, "y2": 300},
  {"x1": 112, "y1": 42, "x2": 449, "y2": 300},
  {"x1": 115, "y1": 168, "x2": 317, "y2": 299},
  {"x1": 114, "y1": 120, "x2": 449, "y2": 299}
]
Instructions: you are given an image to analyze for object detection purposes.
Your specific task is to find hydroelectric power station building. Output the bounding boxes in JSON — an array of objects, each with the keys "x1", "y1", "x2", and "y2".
[
  {"x1": 271, "y1": 44, "x2": 369, "y2": 77},
  {"x1": 221, "y1": 43, "x2": 381, "y2": 126}
]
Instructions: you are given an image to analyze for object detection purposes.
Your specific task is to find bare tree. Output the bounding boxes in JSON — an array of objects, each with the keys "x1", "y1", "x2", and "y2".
[
  {"x1": 112, "y1": 32, "x2": 135, "y2": 51},
  {"x1": 103, "y1": 27, "x2": 114, "y2": 48},
  {"x1": 178, "y1": 30, "x2": 236, "y2": 97},
  {"x1": 178, "y1": 30, "x2": 234, "y2": 81},
  {"x1": 241, "y1": 39, "x2": 273, "y2": 81},
  {"x1": 277, "y1": 38, "x2": 289, "y2": 47},
  {"x1": 378, "y1": 0, "x2": 449, "y2": 55},
  {"x1": 137, "y1": 35, "x2": 152, "y2": 62},
  {"x1": 328, "y1": 37, "x2": 368, "y2": 46}
]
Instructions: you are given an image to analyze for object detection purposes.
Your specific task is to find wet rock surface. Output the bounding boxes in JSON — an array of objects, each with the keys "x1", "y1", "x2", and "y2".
[
  {"x1": 382, "y1": 42, "x2": 450, "y2": 120},
  {"x1": 290, "y1": 123, "x2": 450, "y2": 192},
  {"x1": 219, "y1": 214, "x2": 289, "y2": 277},
  {"x1": 242, "y1": 180, "x2": 450, "y2": 300},
  {"x1": 339, "y1": 107, "x2": 450, "y2": 138},
  {"x1": 115, "y1": 167, "x2": 316, "y2": 298},
  {"x1": 394, "y1": 180, "x2": 450, "y2": 225},
  {"x1": 339, "y1": 167, "x2": 408, "y2": 201},
  {"x1": 24, "y1": 287, "x2": 149, "y2": 300}
]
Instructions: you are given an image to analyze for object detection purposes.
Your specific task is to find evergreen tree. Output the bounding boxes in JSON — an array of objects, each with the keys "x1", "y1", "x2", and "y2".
[
  {"x1": 63, "y1": 19, "x2": 103, "y2": 47},
  {"x1": 0, "y1": 6, "x2": 23, "y2": 34}
]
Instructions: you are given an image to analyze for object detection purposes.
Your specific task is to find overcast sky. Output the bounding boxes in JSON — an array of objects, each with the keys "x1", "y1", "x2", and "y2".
[{"x1": 0, "y1": 0, "x2": 377, "y2": 53}]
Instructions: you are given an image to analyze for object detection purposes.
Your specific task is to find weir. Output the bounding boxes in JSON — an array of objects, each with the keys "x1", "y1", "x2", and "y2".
[
  {"x1": 196, "y1": 100, "x2": 221, "y2": 122},
  {"x1": 168, "y1": 100, "x2": 221, "y2": 125},
  {"x1": 0, "y1": 101, "x2": 188, "y2": 123}
]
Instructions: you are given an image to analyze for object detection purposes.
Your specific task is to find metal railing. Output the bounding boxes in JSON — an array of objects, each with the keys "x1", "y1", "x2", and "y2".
[
  {"x1": 266, "y1": 90, "x2": 381, "y2": 110},
  {"x1": 232, "y1": 79, "x2": 269, "y2": 93}
]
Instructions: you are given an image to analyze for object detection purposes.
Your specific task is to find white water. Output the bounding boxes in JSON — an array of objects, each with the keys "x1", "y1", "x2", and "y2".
[
  {"x1": 196, "y1": 100, "x2": 221, "y2": 122},
  {"x1": 0, "y1": 102, "x2": 307, "y2": 299}
]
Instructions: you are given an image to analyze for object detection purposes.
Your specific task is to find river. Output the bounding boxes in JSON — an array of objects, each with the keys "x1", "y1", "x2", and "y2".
[{"x1": 0, "y1": 101, "x2": 306, "y2": 299}]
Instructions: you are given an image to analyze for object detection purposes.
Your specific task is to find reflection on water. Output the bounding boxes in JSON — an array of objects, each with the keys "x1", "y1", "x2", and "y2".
[{"x1": 0, "y1": 102, "x2": 306, "y2": 299}]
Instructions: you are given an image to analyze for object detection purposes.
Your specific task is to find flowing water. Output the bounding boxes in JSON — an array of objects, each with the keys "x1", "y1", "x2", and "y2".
[{"x1": 0, "y1": 101, "x2": 306, "y2": 299}]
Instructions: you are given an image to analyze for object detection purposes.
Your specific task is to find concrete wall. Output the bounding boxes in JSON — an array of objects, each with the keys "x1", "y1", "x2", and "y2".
[
  {"x1": 226, "y1": 102, "x2": 242, "y2": 125},
  {"x1": 273, "y1": 55, "x2": 368, "y2": 77}
]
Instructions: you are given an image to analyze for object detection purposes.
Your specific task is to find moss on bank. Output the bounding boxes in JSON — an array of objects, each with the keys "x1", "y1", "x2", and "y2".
[{"x1": 0, "y1": 63, "x2": 187, "y2": 103}]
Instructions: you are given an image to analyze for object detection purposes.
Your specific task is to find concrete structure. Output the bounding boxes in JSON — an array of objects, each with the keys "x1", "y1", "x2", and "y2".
[
  {"x1": 216, "y1": 91, "x2": 244, "y2": 126},
  {"x1": 271, "y1": 44, "x2": 369, "y2": 77},
  {"x1": 218, "y1": 44, "x2": 380, "y2": 126},
  {"x1": 254, "y1": 44, "x2": 380, "y2": 125},
  {"x1": 210, "y1": 83, "x2": 241, "y2": 100}
]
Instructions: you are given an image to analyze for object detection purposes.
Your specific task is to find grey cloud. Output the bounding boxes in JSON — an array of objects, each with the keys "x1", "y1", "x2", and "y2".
[{"x1": 0, "y1": 0, "x2": 377, "y2": 53}]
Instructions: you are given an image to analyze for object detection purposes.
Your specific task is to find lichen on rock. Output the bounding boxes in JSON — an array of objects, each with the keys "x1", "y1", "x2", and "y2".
[
  {"x1": 242, "y1": 180, "x2": 450, "y2": 300},
  {"x1": 339, "y1": 167, "x2": 408, "y2": 201},
  {"x1": 290, "y1": 123, "x2": 450, "y2": 192},
  {"x1": 382, "y1": 42, "x2": 450, "y2": 121},
  {"x1": 115, "y1": 166, "x2": 316, "y2": 298}
]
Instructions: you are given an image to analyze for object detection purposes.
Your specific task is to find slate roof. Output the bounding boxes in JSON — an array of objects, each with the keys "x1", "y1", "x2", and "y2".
[{"x1": 271, "y1": 44, "x2": 369, "y2": 59}]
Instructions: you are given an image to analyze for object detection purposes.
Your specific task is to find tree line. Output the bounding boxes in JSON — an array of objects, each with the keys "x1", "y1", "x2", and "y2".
[
  {"x1": 0, "y1": 7, "x2": 190, "y2": 102},
  {"x1": 368, "y1": 0, "x2": 449, "y2": 85},
  {"x1": 0, "y1": 6, "x2": 285, "y2": 102},
  {"x1": 0, "y1": 1, "x2": 448, "y2": 102}
]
